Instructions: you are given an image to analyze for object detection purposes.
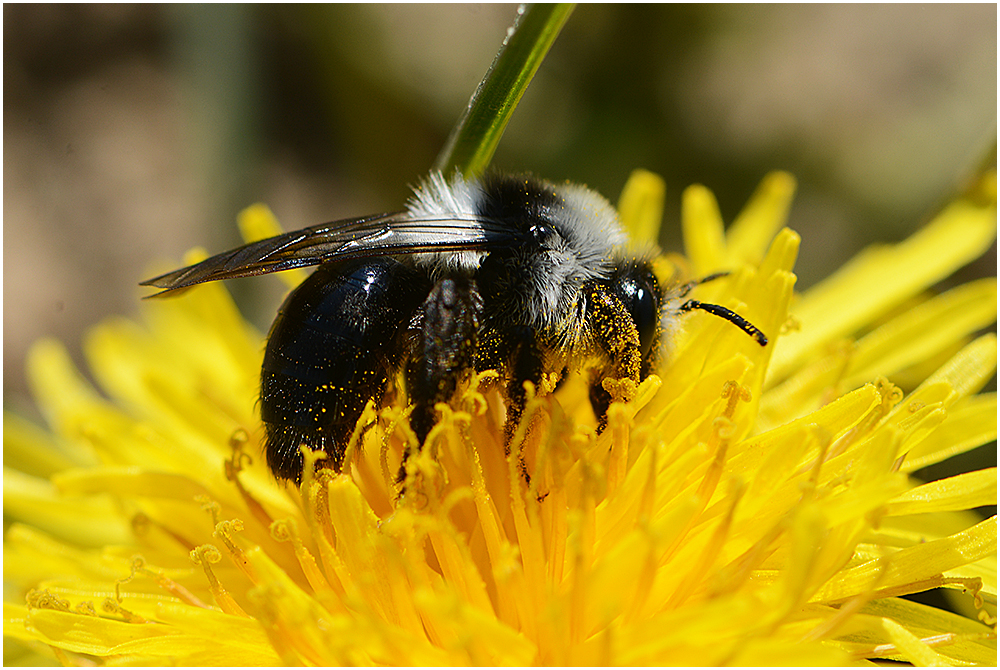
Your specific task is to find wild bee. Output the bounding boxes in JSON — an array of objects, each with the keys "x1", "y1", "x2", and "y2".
[{"x1": 143, "y1": 172, "x2": 767, "y2": 483}]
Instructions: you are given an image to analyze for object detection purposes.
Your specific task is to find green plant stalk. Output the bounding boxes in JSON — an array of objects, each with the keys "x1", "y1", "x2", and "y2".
[{"x1": 434, "y1": 3, "x2": 575, "y2": 179}]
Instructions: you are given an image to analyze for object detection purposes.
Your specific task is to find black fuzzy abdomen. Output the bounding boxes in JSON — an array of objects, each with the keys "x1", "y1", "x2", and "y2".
[{"x1": 261, "y1": 260, "x2": 429, "y2": 481}]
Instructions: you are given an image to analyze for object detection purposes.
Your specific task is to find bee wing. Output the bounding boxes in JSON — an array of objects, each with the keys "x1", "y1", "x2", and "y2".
[{"x1": 141, "y1": 211, "x2": 519, "y2": 295}]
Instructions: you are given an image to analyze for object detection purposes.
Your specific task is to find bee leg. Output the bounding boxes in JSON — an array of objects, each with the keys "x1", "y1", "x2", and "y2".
[
  {"x1": 589, "y1": 374, "x2": 613, "y2": 432},
  {"x1": 504, "y1": 326, "x2": 545, "y2": 447},
  {"x1": 476, "y1": 325, "x2": 543, "y2": 482},
  {"x1": 400, "y1": 275, "x2": 480, "y2": 483},
  {"x1": 583, "y1": 281, "x2": 643, "y2": 432}
]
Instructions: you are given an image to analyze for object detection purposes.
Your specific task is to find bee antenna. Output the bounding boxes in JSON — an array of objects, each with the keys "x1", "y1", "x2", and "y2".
[
  {"x1": 676, "y1": 271, "x2": 730, "y2": 299},
  {"x1": 679, "y1": 299, "x2": 768, "y2": 346}
]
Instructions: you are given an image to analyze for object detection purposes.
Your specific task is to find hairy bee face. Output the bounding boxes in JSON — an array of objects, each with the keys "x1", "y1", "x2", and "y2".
[{"x1": 143, "y1": 172, "x2": 767, "y2": 483}]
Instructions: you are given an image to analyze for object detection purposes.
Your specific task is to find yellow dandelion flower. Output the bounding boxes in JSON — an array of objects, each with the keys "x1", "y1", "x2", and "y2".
[{"x1": 4, "y1": 170, "x2": 996, "y2": 666}]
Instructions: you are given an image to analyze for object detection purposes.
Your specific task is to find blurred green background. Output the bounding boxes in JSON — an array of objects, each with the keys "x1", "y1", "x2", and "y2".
[{"x1": 4, "y1": 4, "x2": 996, "y2": 417}]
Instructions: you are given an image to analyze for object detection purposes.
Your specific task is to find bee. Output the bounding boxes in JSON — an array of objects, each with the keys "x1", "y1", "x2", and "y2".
[{"x1": 143, "y1": 172, "x2": 767, "y2": 483}]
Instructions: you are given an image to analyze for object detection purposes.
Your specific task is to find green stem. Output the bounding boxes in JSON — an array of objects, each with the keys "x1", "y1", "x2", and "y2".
[{"x1": 434, "y1": 3, "x2": 575, "y2": 179}]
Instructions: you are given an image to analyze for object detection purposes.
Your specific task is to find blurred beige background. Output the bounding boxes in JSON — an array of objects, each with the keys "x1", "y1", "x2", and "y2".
[{"x1": 4, "y1": 4, "x2": 996, "y2": 417}]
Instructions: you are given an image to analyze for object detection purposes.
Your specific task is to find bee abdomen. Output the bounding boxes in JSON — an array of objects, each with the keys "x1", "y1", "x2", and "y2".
[{"x1": 261, "y1": 260, "x2": 430, "y2": 482}]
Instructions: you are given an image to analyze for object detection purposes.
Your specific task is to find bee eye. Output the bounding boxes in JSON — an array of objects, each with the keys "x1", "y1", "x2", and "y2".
[
  {"x1": 615, "y1": 269, "x2": 660, "y2": 357},
  {"x1": 529, "y1": 222, "x2": 556, "y2": 245}
]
